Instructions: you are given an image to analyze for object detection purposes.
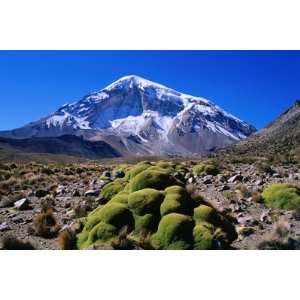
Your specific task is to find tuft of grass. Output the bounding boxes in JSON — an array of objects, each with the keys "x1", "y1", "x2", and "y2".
[
  {"x1": 32, "y1": 208, "x2": 60, "y2": 238},
  {"x1": 252, "y1": 191, "x2": 263, "y2": 203},
  {"x1": 236, "y1": 184, "x2": 251, "y2": 198},
  {"x1": 256, "y1": 219, "x2": 297, "y2": 249},
  {"x1": 262, "y1": 183, "x2": 300, "y2": 210},
  {"x1": 1, "y1": 235, "x2": 35, "y2": 250},
  {"x1": 57, "y1": 229, "x2": 77, "y2": 250},
  {"x1": 111, "y1": 226, "x2": 134, "y2": 250}
]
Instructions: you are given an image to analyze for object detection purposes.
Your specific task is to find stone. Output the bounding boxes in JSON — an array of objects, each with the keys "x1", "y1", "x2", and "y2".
[
  {"x1": 260, "y1": 210, "x2": 272, "y2": 223},
  {"x1": 237, "y1": 215, "x2": 257, "y2": 226},
  {"x1": 187, "y1": 177, "x2": 194, "y2": 184},
  {"x1": 85, "y1": 189, "x2": 100, "y2": 197},
  {"x1": 56, "y1": 186, "x2": 66, "y2": 195},
  {"x1": 11, "y1": 216, "x2": 24, "y2": 223},
  {"x1": 228, "y1": 174, "x2": 243, "y2": 183},
  {"x1": 95, "y1": 195, "x2": 106, "y2": 205},
  {"x1": 111, "y1": 170, "x2": 125, "y2": 180},
  {"x1": 35, "y1": 189, "x2": 49, "y2": 198},
  {"x1": 102, "y1": 171, "x2": 111, "y2": 178},
  {"x1": 0, "y1": 222, "x2": 10, "y2": 232},
  {"x1": 254, "y1": 179, "x2": 264, "y2": 186},
  {"x1": 238, "y1": 226, "x2": 255, "y2": 237},
  {"x1": 14, "y1": 198, "x2": 30, "y2": 210},
  {"x1": 90, "y1": 179, "x2": 97, "y2": 185},
  {"x1": 184, "y1": 172, "x2": 192, "y2": 180},
  {"x1": 216, "y1": 174, "x2": 226, "y2": 183},
  {"x1": 72, "y1": 190, "x2": 81, "y2": 197},
  {"x1": 203, "y1": 175, "x2": 212, "y2": 184},
  {"x1": 219, "y1": 185, "x2": 230, "y2": 191}
]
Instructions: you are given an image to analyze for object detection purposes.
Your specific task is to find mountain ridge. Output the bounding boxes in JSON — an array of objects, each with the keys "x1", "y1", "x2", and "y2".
[
  {"x1": 0, "y1": 75, "x2": 256, "y2": 156},
  {"x1": 224, "y1": 99, "x2": 300, "y2": 159}
]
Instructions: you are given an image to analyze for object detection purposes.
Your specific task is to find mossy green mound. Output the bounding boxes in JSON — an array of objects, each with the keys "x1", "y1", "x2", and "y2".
[
  {"x1": 129, "y1": 170, "x2": 181, "y2": 192},
  {"x1": 76, "y1": 162, "x2": 237, "y2": 250},
  {"x1": 193, "y1": 205, "x2": 237, "y2": 247},
  {"x1": 193, "y1": 223, "x2": 214, "y2": 250},
  {"x1": 100, "y1": 178, "x2": 128, "y2": 201},
  {"x1": 151, "y1": 213, "x2": 194, "y2": 250},
  {"x1": 262, "y1": 183, "x2": 300, "y2": 210},
  {"x1": 193, "y1": 163, "x2": 219, "y2": 176},
  {"x1": 160, "y1": 185, "x2": 195, "y2": 216},
  {"x1": 110, "y1": 191, "x2": 129, "y2": 204},
  {"x1": 77, "y1": 202, "x2": 134, "y2": 249},
  {"x1": 125, "y1": 162, "x2": 153, "y2": 180},
  {"x1": 128, "y1": 188, "x2": 164, "y2": 215}
]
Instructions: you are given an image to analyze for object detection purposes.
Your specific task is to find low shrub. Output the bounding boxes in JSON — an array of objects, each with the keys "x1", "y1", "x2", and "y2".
[
  {"x1": 193, "y1": 163, "x2": 219, "y2": 176},
  {"x1": 262, "y1": 183, "x2": 300, "y2": 210}
]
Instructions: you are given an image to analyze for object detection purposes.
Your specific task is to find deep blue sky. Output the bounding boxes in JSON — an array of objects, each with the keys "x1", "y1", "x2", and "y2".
[{"x1": 0, "y1": 50, "x2": 299, "y2": 130}]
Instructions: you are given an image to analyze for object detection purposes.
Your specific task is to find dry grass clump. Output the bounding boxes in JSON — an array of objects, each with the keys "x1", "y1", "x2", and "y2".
[
  {"x1": 57, "y1": 228, "x2": 77, "y2": 250},
  {"x1": 111, "y1": 226, "x2": 134, "y2": 250},
  {"x1": 31, "y1": 208, "x2": 60, "y2": 238},
  {"x1": 0, "y1": 235, "x2": 35, "y2": 250},
  {"x1": 256, "y1": 218, "x2": 298, "y2": 250},
  {"x1": 236, "y1": 184, "x2": 252, "y2": 198},
  {"x1": 138, "y1": 229, "x2": 154, "y2": 250},
  {"x1": 186, "y1": 184, "x2": 205, "y2": 205},
  {"x1": 255, "y1": 161, "x2": 274, "y2": 174},
  {"x1": 252, "y1": 191, "x2": 263, "y2": 203}
]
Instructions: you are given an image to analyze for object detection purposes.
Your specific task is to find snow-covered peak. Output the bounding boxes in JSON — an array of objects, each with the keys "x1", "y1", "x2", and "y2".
[
  {"x1": 103, "y1": 75, "x2": 169, "y2": 92},
  {"x1": 1, "y1": 75, "x2": 256, "y2": 155}
]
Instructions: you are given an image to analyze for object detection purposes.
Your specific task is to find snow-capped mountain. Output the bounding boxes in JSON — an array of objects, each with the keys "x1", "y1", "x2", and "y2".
[{"x1": 0, "y1": 75, "x2": 256, "y2": 156}]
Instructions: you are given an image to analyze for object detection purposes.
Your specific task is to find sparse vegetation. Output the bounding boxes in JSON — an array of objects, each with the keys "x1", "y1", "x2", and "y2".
[
  {"x1": 0, "y1": 235, "x2": 35, "y2": 250},
  {"x1": 193, "y1": 162, "x2": 219, "y2": 176},
  {"x1": 262, "y1": 183, "x2": 300, "y2": 210},
  {"x1": 32, "y1": 208, "x2": 60, "y2": 238}
]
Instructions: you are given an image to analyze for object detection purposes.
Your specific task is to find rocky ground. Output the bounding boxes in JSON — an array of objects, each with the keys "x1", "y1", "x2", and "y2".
[{"x1": 1, "y1": 159, "x2": 300, "y2": 250}]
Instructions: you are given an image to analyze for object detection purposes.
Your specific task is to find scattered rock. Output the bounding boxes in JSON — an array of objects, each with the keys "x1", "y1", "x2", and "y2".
[
  {"x1": 255, "y1": 179, "x2": 264, "y2": 186},
  {"x1": 102, "y1": 171, "x2": 111, "y2": 178},
  {"x1": 72, "y1": 190, "x2": 81, "y2": 197},
  {"x1": 35, "y1": 189, "x2": 49, "y2": 198},
  {"x1": 95, "y1": 196, "x2": 106, "y2": 205},
  {"x1": 238, "y1": 226, "x2": 255, "y2": 237},
  {"x1": 187, "y1": 177, "x2": 194, "y2": 184},
  {"x1": 272, "y1": 173, "x2": 282, "y2": 178},
  {"x1": 0, "y1": 222, "x2": 10, "y2": 232},
  {"x1": 14, "y1": 198, "x2": 30, "y2": 210},
  {"x1": 55, "y1": 186, "x2": 66, "y2": 195},
  {"x1": 203, "y1": 175, "x2": 213, "y2": 184},
  {"x1": 84, "y1": 189, "x2": 100, "y2": 197},
  {"x1": 111, "y1": 170, "x2": 125, "y2": 180},
  {"x1": 228, "y1": 174, "x2": 243, "y2": 183},
  {"x1": 219, "y1": 184, "x2": 230, "y2": 191}
]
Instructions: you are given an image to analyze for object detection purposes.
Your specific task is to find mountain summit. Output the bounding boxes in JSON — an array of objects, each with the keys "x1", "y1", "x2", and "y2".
[{"x1": 0, "y1": 75, "x2": 256, "y2": 156}]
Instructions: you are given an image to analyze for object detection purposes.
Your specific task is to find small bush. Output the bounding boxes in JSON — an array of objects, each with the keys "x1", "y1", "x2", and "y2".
[
  {"x1": 111, "y1": 226, "x2": 134, "y2": 250},
  {"x1": 262, "y1": 183, "x2": 300, "y2": 210},
  {"x1": 1, "y1": 235, "x2": 35, "y2": 250},
  {"x1": 32, "y1": 208, "x2": 60, "y2": 238},
  {"x1": 236, "y1": 185, "x2": 251, "y2": 198},
  {"x1": 193, "y1": 163, "x2": 219, "y2": 176},
  {"x1": 129, "y1": 170, "x2": 181, "y2": 192},
  {"x1": 57, "y1": 229, "x2": 76, "y2": 250},
  {"x1": 256, "y1": 161, "x2": 273, "y2": 174},
  {"x1": 151, "y1": 213, "x2": 194, "y2": 250},
  {"x1": 252, "y1": 191, "x2": 263, "y2": 203},
  {"x1": 100, "y1": 178, "x2": 128, "y2": 201}
]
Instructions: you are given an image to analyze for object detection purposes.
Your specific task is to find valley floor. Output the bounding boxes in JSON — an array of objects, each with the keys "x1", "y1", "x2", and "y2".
[{"x1": 1, "y1": 158, "x2": 300, "y2": 250}]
